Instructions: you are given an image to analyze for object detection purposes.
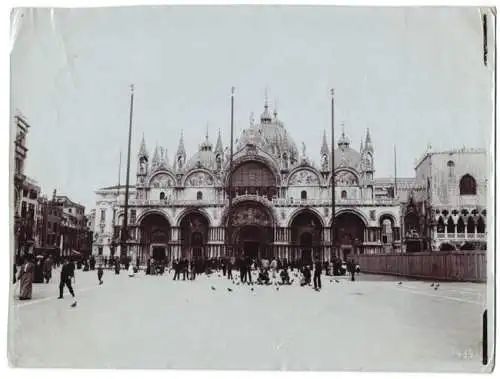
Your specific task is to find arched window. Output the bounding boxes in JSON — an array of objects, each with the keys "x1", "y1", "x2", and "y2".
[
  {"x1": 196, "y1": 191, "x2": 203, "y2": 200},
  {"x1": 457, "y1": 217, "x2": 465, "y2": 233},
  {"x1": 477, "y1": 216, "x2": 485, "y2": 233},
  {"x1": 159, "y1": 192, "x2": 165, "y2": 200},
  {"x1": 467, "y1": 216, "x2": 475, "y2": 234},
  {"x1": 367, "y1": 185, "x2": 373, "y2": 199},
  {"x1": 437, "y1": 217, "x2": 445, "y2": 233},
  {"x1": 301, "y1": 190, "x2": 307, "y2": 200},
  {"x1": 446, "y1": 217, "x2": 455, "y2": 234},
  {"x1": 459, "y1": 174, "x2": 477, "y2": 195},
  {"x1": 341, "y1": 190, "x2": 347, "y2": 199},
  {"x1": 447, "y1": 160, "x2": 455, "y2": 177},
  {"x1": 382, "y1": 219, "x2": 393, "y2": 244}
]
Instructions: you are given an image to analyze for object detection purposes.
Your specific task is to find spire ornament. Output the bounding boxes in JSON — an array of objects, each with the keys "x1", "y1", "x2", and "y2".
[
  {"x1": 138, "y1": 133, "x2": 148, "y2": 159},
  {"x1": 365, "y1": 128, "x2": 374, "y2": 153}
]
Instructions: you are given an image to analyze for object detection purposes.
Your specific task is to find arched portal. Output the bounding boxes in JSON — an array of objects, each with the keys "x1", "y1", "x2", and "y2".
[
  {"x1": 228, "y1": 201, "x2": 274, "y2": 259},
  {"x1": 290, "y1": 210, "x2": 323, "y2": 266},
  {"x1": 333, "y1": 212, "x2": 366, "y2": 260},
  {"x1": 179, "y1": 211, "x2": 210, "y2": 259},
  {"x1": 139, "y1": 213, "x2": 171, "y2": 263}
]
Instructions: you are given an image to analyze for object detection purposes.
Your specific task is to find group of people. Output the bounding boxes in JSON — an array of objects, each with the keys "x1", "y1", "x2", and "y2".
[
  {"x1": 14, "y1": 251, "x2": 360, "y2": 304},
  {"x1": 15, "y1": 254, "x2": 78, "y2": 307}
]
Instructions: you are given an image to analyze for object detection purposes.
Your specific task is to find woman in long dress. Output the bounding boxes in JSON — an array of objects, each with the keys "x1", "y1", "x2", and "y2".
[{"x1": 18, "y1": 256, "x2": 35, "y2": 300}]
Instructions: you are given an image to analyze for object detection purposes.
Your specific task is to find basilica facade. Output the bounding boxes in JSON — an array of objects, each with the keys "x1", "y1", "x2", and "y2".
[{"x1": 92, "y1": 99, "x2": 487, "y2": 263}]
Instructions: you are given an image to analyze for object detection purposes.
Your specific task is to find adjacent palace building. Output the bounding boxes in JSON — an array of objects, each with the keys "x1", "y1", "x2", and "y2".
[{"x1": 92, "y1": 99, "x2": 488, "y2": 264}]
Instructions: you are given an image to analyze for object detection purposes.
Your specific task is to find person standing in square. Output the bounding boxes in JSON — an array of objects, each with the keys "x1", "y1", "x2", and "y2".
[{"x1": 313, "y1": 258, "x2": 322, "y2": 291}]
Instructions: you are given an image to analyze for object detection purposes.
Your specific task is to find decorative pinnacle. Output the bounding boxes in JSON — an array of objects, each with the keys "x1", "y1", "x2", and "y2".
[
  {"x1": 264, "y1": 87, "x2": 269, "y2": 109},
  {"x1": 330, "y1": 88, "x2": 334, "y2": 97},
  {"x1": 130, "y1": 84, "x2": 135, "y2": 93},
  {"x1": 231, "y1": 86, "x2": 235, "y2": 96}
]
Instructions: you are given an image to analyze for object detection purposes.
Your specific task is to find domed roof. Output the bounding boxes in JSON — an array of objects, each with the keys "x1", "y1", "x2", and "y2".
[
  {"x1": 333, "y1": 130, "x2": 362, "y2": 170},
  {"x1": 334, "y1": 146, "x2": 362, "y2": 170},
  {"x1": 184, "y1": 134, "x2": 217, "y2": 171},
  {"x1": 237, "y1": 101, "x2": 299, "y2": 164}
]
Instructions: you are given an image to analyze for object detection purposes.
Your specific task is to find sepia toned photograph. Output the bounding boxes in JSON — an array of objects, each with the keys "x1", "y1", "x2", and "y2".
[{"x1": 8, "y1": 5, "x2": 495, "y2": 373}]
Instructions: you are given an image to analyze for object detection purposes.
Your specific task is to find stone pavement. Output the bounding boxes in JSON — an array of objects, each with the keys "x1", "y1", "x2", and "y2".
[{"x1": 8, "y1": 268, "x2": 490, "y2": 372}]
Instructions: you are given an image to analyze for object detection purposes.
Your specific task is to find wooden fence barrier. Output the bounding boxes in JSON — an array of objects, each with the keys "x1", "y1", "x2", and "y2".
[{"x1": 356, "y1": 251, "x2": 487, "y2": 282}]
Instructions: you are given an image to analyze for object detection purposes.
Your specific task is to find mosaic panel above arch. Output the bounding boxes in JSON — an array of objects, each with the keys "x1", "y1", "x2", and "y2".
[
  {"x1": 232, "y1": 202, "x2": 274, "y2": 228},
  {"x1": 288, "y1": 169, "x2": 320, "y2": 186},
  {"x1": 333, "y1": 170, "x2": 359, "y2": 186},
  {"x1": 185, "y1": 171, "x2": 214, "y2": 187},
  {"x1": 149, "y1": 173, "x2": 175, "y2": 188}
]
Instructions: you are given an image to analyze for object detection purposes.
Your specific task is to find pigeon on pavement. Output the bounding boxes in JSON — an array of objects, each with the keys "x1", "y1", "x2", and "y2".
[
  {"x1": 227, "y1": 288, "x2": 233, "y2": 292},
  {"x1": 397, "y1": 282, "x2": 402, "y2": 285},
  {"x1": 211, "y1": 286, "x2": 216, "y2": 291}
]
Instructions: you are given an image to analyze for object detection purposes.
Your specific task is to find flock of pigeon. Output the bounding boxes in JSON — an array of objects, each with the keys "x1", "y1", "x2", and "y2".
[
  {"x1": 206, "y1": 270, "x2": 348, "y2": 294},
  {"x1": 397, "y1": 281, "x2": 441, "y2": 290}
]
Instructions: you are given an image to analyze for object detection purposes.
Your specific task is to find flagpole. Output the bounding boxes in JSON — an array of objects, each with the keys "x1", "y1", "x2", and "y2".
[
  {"x1": 121, "y1": 84, "x2": 134, "y2": 260},
  {"x1": 330, "y1": 88, "x2": 336, "y2": 261},
  {"x1": 226, "y1": 87, "x2": 235, "y2": 258},
  {"x1": 113, "y1": 151, "x2": 122, "y2": 257},
  {"x1": 394, "y1": 145, "x2": 397, "y2": 198}
]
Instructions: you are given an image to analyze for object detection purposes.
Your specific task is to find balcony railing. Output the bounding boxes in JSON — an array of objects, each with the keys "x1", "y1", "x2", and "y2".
[
  {"x1": 435, "y1": 233, "x2": 487, "y2": 241},
  {"x1": 118, "y1": 195, "x2": 397, "y2": 207}
]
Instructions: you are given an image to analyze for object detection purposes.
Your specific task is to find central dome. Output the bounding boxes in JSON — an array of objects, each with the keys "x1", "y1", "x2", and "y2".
[
  {"x1": 332, "y1": 130, "x2": 362, "y2": 170},
  {"x1": 237, "y1": 101, "x2": 299, "y2": 164},
  {"x1": 184, "y1": 134, "x2": 217, "y2": 171}
]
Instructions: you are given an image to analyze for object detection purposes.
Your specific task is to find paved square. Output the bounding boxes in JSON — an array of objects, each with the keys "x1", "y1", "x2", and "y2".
[{"x1": 9, "y1": 268, "x2": 488, "y2": 372}]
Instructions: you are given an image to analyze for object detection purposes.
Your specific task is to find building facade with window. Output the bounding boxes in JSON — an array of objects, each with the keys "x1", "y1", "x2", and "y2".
[
  {"x1": 93, "y1": 100, "x2": 488, "y2": 263},
  {"x1": 15, "y1": 176, "x2": 41, "y2": 257},
  {"x1": 403, "y1": 148, "x2": 488, "y2": 252},
  {"x1": 35, "y1": 190, "x2": 64, "y2": 255},
  {"x1": 54, "y1": 195, "x2": 87, "y2": 256},
  {"x1": 92, "y1": 100, "x2": 414, "y2": 264},
  {"x1": 13, "y1": 113, "x2": 33, "y2": 258}
]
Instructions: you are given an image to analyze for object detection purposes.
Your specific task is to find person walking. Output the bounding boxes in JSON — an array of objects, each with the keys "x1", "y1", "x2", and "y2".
[
  {"x1": 347, "y1": 259, "x2": 356, "y2": 282},
  {"x1": 18, "y1": 255, "x2": 35, "y2": 300},
  {"x1": 58, "y1": 258, "x2": 77, "y2": 307},
  {"x1": 43, "y1": 256, "x2": 53, "y2": 283},
  {"x1": 227, "y1": 257, "x2": 233, "y2": 280},
  {"x1": 96, "y1": 254, "x2": 104, "y2": 285},
  {"x1": 114, "y1": 257, "x2": 121, "y2": 275},
  {"x1": 313, "y1": 258, "x2": 322, "y2": 291},
  {"x1": 246, "y1": 255, "x2": 253, "y2": 284},
  {"x1": 173, "y1": 259, "x2": 180, "y2": 280},
  {"x1": 182, "y1": 258, "x2": 188, "y2": 280},
  {"x1": 270, "y1": 257, "x2": 278, "y2": 281},
  {"x1": 239, "y1": 256, "x2": 246, "y2": 283},
  {"x1": 221, "y1": 258, "x2": 227, "y2": 277}
]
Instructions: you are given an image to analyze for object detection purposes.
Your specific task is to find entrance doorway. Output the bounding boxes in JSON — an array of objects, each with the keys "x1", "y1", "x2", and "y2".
[
  {"x1": 244, "y1": 241, "x2": 259, "y2": 259},
  {"x1": 152, "y1": 246, "x2": 166, "y2": 262},
  {"x1": 342, "y1": 248, "x2": 352, "y2": 261},
  {"x1": 191, "y1": 232, "x2": 204, "y2": 258},
  {"x1": 237, "y1": 225, "x2": 264, "y2": 260},
  {"x1": 300, "y1": 232, "x2": 313, "y2": 266}
]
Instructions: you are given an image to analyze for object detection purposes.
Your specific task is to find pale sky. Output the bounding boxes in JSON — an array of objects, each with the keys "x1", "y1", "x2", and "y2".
[{"x1": 11, "y1": 6, "x2": 493, "y2": 210}]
